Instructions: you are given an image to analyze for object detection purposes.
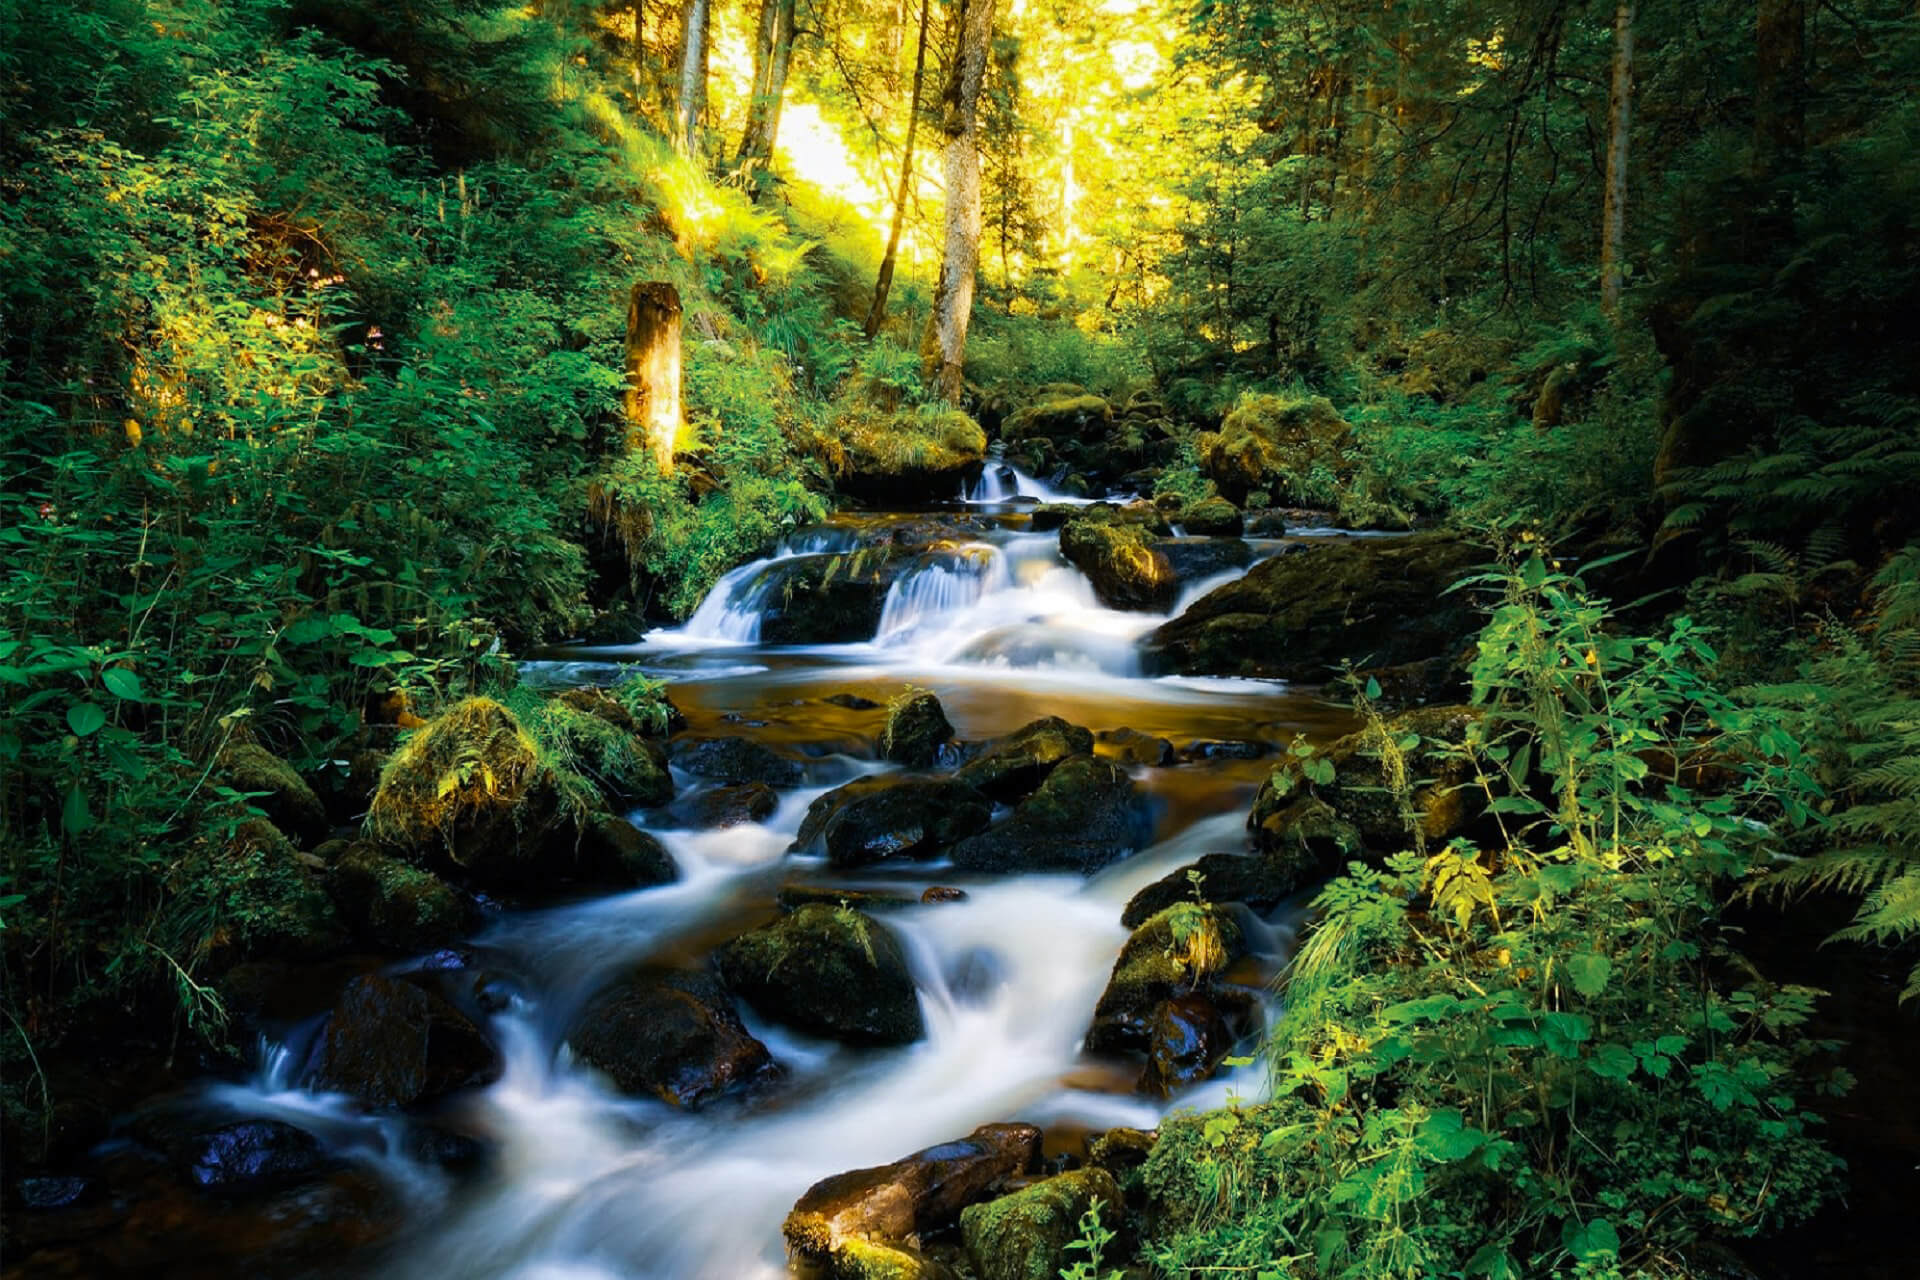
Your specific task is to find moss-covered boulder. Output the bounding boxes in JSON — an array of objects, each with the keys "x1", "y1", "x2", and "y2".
[
  {"x1": 1096, "y1": 727, "x2": 1175, "y2": 767},
  {"x1": 219, "y1": 743, "x2": 330, "y2": 847},
  {"x1": 949, "y1": 756, "x2": 1148, "y2": 876},
  {"x1": 671, "y1": 782, "x2": 779, "y2": 830},
  {"x1": 714, "y1": 904, "x2": 924, "y2": 1046},
  {"x1": 1085, "y1": 904, "x2": 1246, "y2": 1055},
  {"x1": 1199, "y1": 393, "x2": 1351, "y2": 505},
  {"x1": 959, "y1": 1167, "x2": 1124, "y2": 1280},
  {"x1": 1178, "y1": 496, "x2": 1245, "y2": 537},
  {"x1": 955, "y1": 716, "x2": 1095, "y2": 801},
  {"x1": 1002, "y1": 394, "x2": 1113, "y2": 447},
  {"x1": 670, "y1": 736, "x2": 806, "y2": 786},
  {"x1": 302, "y1": 974, "x2": 501, "y2": 1109},
  {"x1": 881, "y1": 690, "x2": 954, "y2": 768},
  {"x1": 785, "y1": 1123, "x2": 1041, "y2": 1279},
  {"x1": 1120, "y1": 848, "x2": 1324, "y2": 930},
  {"x1": 759, "y1": 553, "x2": 895, "y2": 646},
  {"x1": 554, "y1": 684, "x2": 684, "y2": 739},
  {"x1": 327, "y1": 843, "x2": 479, "y2": 952},
  {"x1": 826, "y1": 403, "x2": 988, "y2": 505},
  {"x1": 541, "y1": 698, "x2": 673, "y2": 808},
  {"x1": 566, "y1": 969, "x2": 777, "y2": 1108},
  {"x1": 574, "y1": 814, "x2": 679, "y2": 888},
  {"x1": 1142, "y1": 535, "x2": 1482, "y2": 679},
  {"x1": 164, "y1": 819, "x2": 344, "y2": 966},
  {"x1": 790, "y1": 774, "x2": 993, "y2": 867},
  {"x1": 1060, "y1": 515, "x2": 1179, "y2": 611}
]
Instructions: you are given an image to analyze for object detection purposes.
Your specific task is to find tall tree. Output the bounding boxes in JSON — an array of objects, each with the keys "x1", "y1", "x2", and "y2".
[
  {"x1": 1755, "y1": 0, "x2": 1807, "y2": 161},
  {"x1": 1600, "y1": 0, "x2": 1635, "y2": 319},
  {"x1": 865, "y1": 0, "x2": 934, "y2": 338},
  {"x1": 735, "y1": 0, "x2": 798, "y2": 180},
  {"x1": 676, "y1": 0, "x2": 710, "y2": 155},
  {"x1": 922, "y1": 0, "x2": 999, "y2": 402}
]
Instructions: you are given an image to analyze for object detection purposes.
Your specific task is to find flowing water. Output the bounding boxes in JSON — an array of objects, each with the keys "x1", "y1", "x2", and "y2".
[{"x1": 198, "y1": 472, "x2": 1361, "y2": 1278}]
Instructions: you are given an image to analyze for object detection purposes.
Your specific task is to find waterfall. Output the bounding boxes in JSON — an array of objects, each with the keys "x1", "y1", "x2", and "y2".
[{"x1": 875, "y1": 545, "x2": 1011, "y2": 644}]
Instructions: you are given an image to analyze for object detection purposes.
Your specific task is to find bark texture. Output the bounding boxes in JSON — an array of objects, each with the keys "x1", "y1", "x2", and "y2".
[
  {"x1": 1599, "y1": 1, "x2": 1635, "y2": 319},
  {"x1": 922, "y1": 0, "x2": 998, "y2": 402},
  {"x1": 676, "y1": 0, "x2": 710, "y2": 156},
  {"x1": 625, "y1": 281, "x2": 683, "y2": 473},
  {"x1": 735, "y1": 0, "x2": 797, "y2": 178}
]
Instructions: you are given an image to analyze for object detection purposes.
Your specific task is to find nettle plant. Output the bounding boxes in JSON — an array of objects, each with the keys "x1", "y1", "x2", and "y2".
[{"x1": 1142, "y1": 552, "x2": 1846, "y2": 1280}]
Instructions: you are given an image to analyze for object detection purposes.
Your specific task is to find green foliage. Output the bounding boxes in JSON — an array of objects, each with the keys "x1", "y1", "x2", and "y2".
[{"x1": 1058, "y1": 1198, "x2": 1123, "y2": 1280}]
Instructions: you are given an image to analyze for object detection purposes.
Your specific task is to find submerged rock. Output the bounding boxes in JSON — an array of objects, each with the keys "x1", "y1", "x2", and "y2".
[
  {"x1": 1096, "y1": 727, "x2": 1175, "y2": 767},
  {"x1": 784, "y1": 1123, "x2": 1041, "y2": 1279},
  {"x1": 955, "y1": 716, "x2": 1094, "y2": 802},
  {"x1": 1085, "y1": 905, "x2": 1247, "y2": 1055},
  {"x1": 672, "y1": 781, "x2": 779, "y2": 829},
  {"x1": 950, "y1": 756, "x2": 1148, "y2": 876},
  {"x1": 567, "y1": 969, "x2": 776, "y2": 1109},
  {"x1": 671, "y1": 736, "x2": 806, "y2": 786},
  {"x1": 714, "y1": 904, "x2": 924, "y2": 1046},
  {"x1": 303, "y1": 974, "x2": 501, "y2": 1109},
  {"x1": 790, "y1": 774, "x2": 992, "y2": 867},
  {"x1": 880, "y1": 690, "x2": 955, "y2": 769},
  {"x1": 959, "y1": 1167, "x2": 1124, "y2": 1280},
  {"x1": 1143, "y1": 535, "x2": 1482, "y2": 680}
]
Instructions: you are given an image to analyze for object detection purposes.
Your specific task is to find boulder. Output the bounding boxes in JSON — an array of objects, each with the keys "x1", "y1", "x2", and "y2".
[
  {"x1": 672, "y1": 782, "x2": 779, "y2": 830},
  {"x1": 166, "y1": 819, "x2": 343, "y2": 964},
  {"x1": 1178, "y1": 497, "x2": 1245, "y2": 537},
  {"x1": 785, "y1": 1123, "x2": 1041, "y2": 1277},
  {"x1": 670, "y1": 736, "x2": 805, "y2": 786},
  {"x1": 1120, "y1": 849, "x2": 1317, "y2": 929},
  {"x1": 955, "y1": 717, "x2": 1094, "y2": 802},
  {"x1": 128, "y1": 1106, "x2": 335, "y2": 1194},
  {"x1": 327, "y1": 843, "x2": 479, "y2": 952},
  {"x1": 1002, "y1": 394, "x2": 1113, "y2": 448},
  {"x1": 881, "y1": 690, "x2": 955, "y2": 768},
  {"x1": 790, "y1": 775, "x2": 993, "y2": 868},
  {"x1": 567, "y1": 969, "x2": 776, "y2": 1108},
  {"x1": 1139, "y1": 992, "x2": 1250, "y2": 1097},
  {"x1": 1060, "y1": 515, "x2": 1178, "y2": 612},
  {"x1": 959, "y1": 1167, "x2": 1124, "y2": 1280},
  {"x1": 1199, "y1": 393, "x2": 1351, "y2": 505},
  {"x1": 1096, "y1": 728, "x2": 1175, "y2": 768},
  {"x1": 825, "y1": 692, "x2": 883, "y2": 711},
  {"x1": 219, "y1": 743, "x2": 331, "y2": 847},
  {"x1": 1085, "y1": 905, "x2": 1246, "y2": 1055},
  {"x1": 714, "y1": 904, "x2": 924, "y2": 1046},
  {"x1": 827, "y1": 404, "x2": 988, "y2": 505},
  {"x1": 951, "y1": 756, "x2": 1149, "y2": 876},
  {"x1": 1142, "y1": 535, "x2": 1482, "y2": 680},
  {"x1": 1157, "y1": 537, "x2": 1254, "y2": 588},
  {"x1": 554, "y1": 684, "x2": 685, "y2": 739},
  {"x1": 303, "y1": 974, "x2": 501, "y2": 1108},
  {"x1": 542, "y1": 697, "x2": 674, "y2": 807},
  {"x1": 573, "y1": 814, "x2": 679, "y2": 888},
  {"x1": 777, "y1": 885, "x2": 922, "y2": 913},
  {"x1": 759, "y1": 555, "x2": 895, "y2": 646}
]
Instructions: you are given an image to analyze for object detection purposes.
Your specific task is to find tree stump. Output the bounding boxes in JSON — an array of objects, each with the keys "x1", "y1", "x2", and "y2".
[{"x1": 625, "y1": 281, "x2": 683, "y2": 473}]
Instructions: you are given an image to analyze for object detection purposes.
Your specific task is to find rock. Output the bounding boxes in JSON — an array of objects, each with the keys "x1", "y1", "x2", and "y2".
[
  {"x1": 1028, "y1": 504, "x2": 1079, "y2": 532},
  {"x1": 1352, "y1": 655, "x2": 1469, "y2": 710},
  {"x1": 168, "y1": 818, "x2": 343, "y2": 963},
  {"x1": 777, "y1": 885, "x2": 921, "y2": 913},
  {"x1": 759, "y1": 555, "x2": 895, "y2": 646},
  {"x1": 303, "y1": 974, "x2": 502, "y2": 1108},
  {"x1": 1199, "y1": 393, "x2": 1351, "y2": 505},
  {"x1": 828, "y1": 404, "x2": 988, "y2": 505},
  {"x1": 785, "y1": 1123, "x2": 1041, "y2": 1275},
  {"x1": 1097, "y1": 728, "x2": 1175, "y2": 767},
  {"x1": 573, "y1": 814, "x2": 679, "y2": 888},
  {"x1": 1139, "y1": 993, "x2": 1246, "y2": 1097},
  {"x1": 1087, "y1": 1127, "x2": 1157, "y2": 1179},
  {"x1": 671, "y1": 736, "x2": 805, "y2": 786},
  {"x1": 219, "y1": 743, "x2": 331, "y2": 847},
  {"x1": 790, "y1": 775, "x2": 992, "y2": 868},
  {"x1": 335, "y1": 747, "x2": 390, "y2": 823},
  {"x1": 950, "y1": 756, "x2": 1148, "y2": 876},
  {"x1": 1120, "y1": 850, "x2": 1315, "y2": 929},
  {"x1": 1177, "y1": 738, "x2": 1269, "y2": 762},
  {"x1": 1178, "y1": 497, "x2": 1244, "y2": 537},
  {"x1": 1244, "y1": 510, "x2": 1289, "y2": 536},
  {"x1": 1143, "y1": 535, "x2": 1483, "y2": 680},
  {"x1": 1060, "y1": 515, "x2": 1178, "y2": 612},
  {"x1": 714, "y1": 904, "x2": 924, "y2": 1046},
  {"x1": 544, "y1": 696, "x2": 674, "y2": 807},
  {"x1": 673, "y1": 782, "x2": 779, "y2": 829},
  {"x1": 1085, "y1": 905, "x2": 1246, "y2": 1055},
  {"x1": 327, "y1": 843, "x2": 479, "y2": 952},
  {"x1": 567, "y1": 969, "x2": 776, "y2": 1108},
  {"x1": 921, "y1": 886, "x2": 968, "y2": 904},
  {"x1": 826, "y1": 693, "x2": 883, "y2": 711},
  {"x1": 955, "y1": 717, "x2": 1095, "y2": 802},
  {"x1": 1157, "y1": 536, "x2": 1254, "y2": 587},
  {"x1": 14, "y1": 1175, "x2": 96, "y2": 1211},
  {"x1": 1248, "y1": 705, "x2": 1484, "y2": 857},
  {"x1": 881, "y1": 690, "x2": 954, "y2": 768},
  {"x1": 959, "y1": 1167, "x2": 1124, "y2": 1280},
  {"x1": 128, "y1": 1105, "x2": 334, "y2": 1194},
  {"x1": 1003, "y1": 394, "x2": 1113, "y2": 448}
]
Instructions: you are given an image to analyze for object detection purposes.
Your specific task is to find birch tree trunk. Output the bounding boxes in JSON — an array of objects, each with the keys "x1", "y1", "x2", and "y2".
[
  {"x1": 676, "y1": 0, "x2": 710, "y2": 157},
  {"x1": 864, "y1": 0, "x2": 933, "y2": 339},
  {"x1": 922, "y1": 0, "x2": 998, "y2": 403},
  {"x1": 735, "y1": 0, "x2": 796, "y2": 176},
  {"x1": 625, "y1": 282, "x2": 683, "y2": 473},
  {"x1": 1599, "y1": 1, "x2": 1635, "y2": 320}
]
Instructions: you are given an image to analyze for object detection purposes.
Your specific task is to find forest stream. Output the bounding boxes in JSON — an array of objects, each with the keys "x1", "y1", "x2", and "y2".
[{"x1": 140, "y1": 473, "x2": 1368, "y2": 1278}]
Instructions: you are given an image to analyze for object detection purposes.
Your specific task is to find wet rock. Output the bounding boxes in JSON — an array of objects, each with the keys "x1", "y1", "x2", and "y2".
[
  {"x1": 959, "y1": 1167, "x2": 1124, "y2": 1280},
  {"x1": 568, "y1": 969, "x2": 777, "y2": 1109},
  {"x1": 950, "y1": 757, "x2": 1148, "y2": 876},
  {"x1": 572, "y1": 814, "x2": 680, "y2": 889},
  {"x1": 1121, "y1": 849, "x2": 1317, "y2": 929},
  {"x1": 784, "y1": 1123, "x2": 1041, "y2": 1276},
  {"x1": 1158, "y1": 537, "x2": 1254, "y2": 588},
  {"x1": 921, "y1": 886, "x2": 968, "y2": 905},
  {"x1": 1059, "y1": 515, "x2": 1177, "y2": 612},
  {"x1": 1087, "y1": 1127, "x2": 1157, "y2": 1179},
  {"x1": 881, "y1": 690, "x2": 955, "y2": 769},
  {"x1": 1097, "y1": 728, "x2": 1175, "y2": 768},
  {"x1": 826, "y1": 693, "x2": 883, "y2": 711},
  {"x1": 335, "y1": 746, "x2": 391, "y2": 823},
  {"x1": 1178, "y1": 497, "x2": 1245, "y2": 537},
  {"x1": 1177, "y1": 738, "x2": 1269, "y2": 762},
  {"x1": 791, "y1": 775, "x2": 992, "y2": 868},
  {"x1": 1200, "y1": 393, "x2": 1352, "y2": 505},
  {"x1": 1143, "y1": 535, "x2": 1482, "y2": 680},
  {"x1": 303, "y1": 974, "x2": 502, "y2": 1108},
  {"x1": 673, "y1": 781, "x2": 779, "y2": 829},
  {"x1": 1028, "y1": 504, "x2": 1079, "y2": 532},
  {"x1": 1139, "y1": 993, "x2": 1240, "y2": 1097},
  {"x1": 778, "y1": 884, "x2": 921, "y2": 913},
  {"x1": 671, "y1": 736, "x2": 806, "y2": 786},
  {"x1": 955, "y1": 717, "x2": 1095, "y2": 802},
  {"x1": 760, "y1": 556, "x2": 895, "y2": 646},
  {"x1": 127, "y1": 1106, "x2": 335, "y2": 1194},
  {"x1": 14, "y1": 1175, "x2": 97, "y2": 1211},
  {"x1": 219, "y1": 742, "x2": 331, "y2": 847},
  {"x1": 714, "y1": 904, "x2": 925, "y2": 1046},
  {"x1": 1085, "y1": 905, "x2": 1247, "y2": 1055},
  {"x1": 327, "y1": 843, "x2": 479, "y2": 952},
  {"x1": 1245, "y1": 510, "x2": 1290, "y2": 537}
]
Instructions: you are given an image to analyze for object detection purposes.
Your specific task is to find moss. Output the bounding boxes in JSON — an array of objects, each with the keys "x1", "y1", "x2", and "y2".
[
  {"x1": 328, "y1": 843, "x2": 475, "y2": 951},
  {"x1": 1178, "y1": 495, "x2": 1244, "y2": 536},
  {"x1": 959, "y1": 1168, "x2": 1123, "y2": 1280},
  {"x1": 830, "y1": 1239, "x2": 941, "y2": 1280},
  {"x1": 218, "y1": 742, "x2": 329, "y2": 845},
  {"x1": 160, "y1": 818, "x2": 343, "y2": 966},
  {"x1": 1002, "y1": 394, "x2": 1114, "y2": 444},
  {"x1": 880, "y1": 688, "x2": 953, "y2": 768},
  {"x1": 1059, "y1": 516, "x2": 1178, "y2": 611},
  {"x1": 1199, "y1": 392, "x2": 1351, "y2": 505},
  {"x1": 714, "y1": 903, "x2": 925, "y2": 1045},
  {"x1": 825, "y1": 403, "x2": 987, "y2": 479},
  {"x1": 366, "y1": 698, "x2": 549, "y2": 854},
  {"x1": 1086, "y1": 904, "x2": 1246, "y2": 1054}
]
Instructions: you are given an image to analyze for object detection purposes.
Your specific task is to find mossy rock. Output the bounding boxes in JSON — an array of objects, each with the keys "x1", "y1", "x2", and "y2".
[
  {"x1": 670, "y1": 781, "x2": 779, "y2": 829},
  {"x1": 959, "y1": 1167, "x2": 1124, "y2": 1280},
  {"x1": 1060, "y1": 516, "x2": 1178, "y2": 612},
  {"x1": 541, "y1": 698, "x2": 673, "y2": 808},
  {"x1": 1178, "y1": 496, "x2": 1244, "y2": 537},
  {"x1": 881, "y1": 690, "x2": 954, "y2": 768},
  {"x1": 1085, "y1": 904, "x2": 1246, "y2": 1055},
  {"x1": 567, "y1": 968, "x2": 777, "y2": 1108},
  {"x1": 1002, "y1": 395, "x2": 1114, "y2": 446},
  {"x1": 1096, "y1": 727, "x2": 1175, "y2": 767},
  {"x1": 827, "y1": 404, "x2": 987, "y2": 504},
  {"x1": 714, "y1": 904, "x2": 924, "y2": 1046},
  {"x1": 955, "y1": 716, "x2": 1094, "y2": 802},
  {"x1": 949, "y1": 756, "x2": 1148, "y2": 876},
  {"x1": 553, "y1": 684, "x2": 684, "y2": 739},
  {"x1": 219, "y1": 743, "x2": 330, "y2": 847},
  {"x1": 572, "y1": 813, "x2": 679, "y2": 888},
  {"x1": 1199, "y1": 393, "x2": 1351, "y2": 505},
  {"x1": 760, "y1": 553, "x2": 896, "y2": 645},
  {"x1": 327, "y1": 843, "x2": 479, "y2": 952},
  {"x1": 789, "y1": 774, "x2": 992, "y2": 867},
  {"x1": 1120, "y1": 848, "x2": 1329, "y2": 929},
  {"x1": 162, "y1": 819, "x2": 344, "y2": 966},
  {"x1": 671, "y1": 736, "x2": 806, "y2": 786},
  {"x1": 1142, "y1": 535, "x2": 1482, "y2": 680}
]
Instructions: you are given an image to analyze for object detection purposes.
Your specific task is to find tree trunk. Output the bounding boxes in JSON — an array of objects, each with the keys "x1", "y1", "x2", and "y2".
[
  {"x1": 921, "y1": 0, "x2": 998, "y2": 403},
  {"x1": 864, "y1": 0, "x2": 934, "y2": 339},
  {"x1": 676, "y1": 0, "x2": 710, "y2": 156},
  {"x1": 1755, "y1": 0, "x2": 1807, "y2": 162},
  {"x1": 1599, "y1": 1, "x2": 1634, "y2": 319},
  {"x1": 735, "y1": 0, "x2": 797, "y2": 178},
  {"x1": 625, "y1": 282, "x2": 683, "y2": 473}
]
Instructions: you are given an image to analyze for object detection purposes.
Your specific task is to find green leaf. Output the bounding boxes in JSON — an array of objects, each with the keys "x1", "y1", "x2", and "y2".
[
  {"x1": 101, "y1": 667, "x2": 144, "y2": 701},
  {"x1": 1564, "y1": 1217, "x2": 1620, "y2": 1262},
  {"x1": 62, "y1": 784, "x2": 93, "y2": 835},
  {"x1": 1590, "y1": 1042, "x2": 1638, "y2": 1081},
  {"x1": 1364, "y1": 676, "x2": 1382, "y2": 700},
  {"x1": 67, "y1": 702, "x2": 107, "y2": 737},
  {"x1": 1567, "y1": 952, "x2": 1613, "y2": 998},
  {"x1": 1541, "y1": 1011, "x2": 1593, "y2": 1057}
]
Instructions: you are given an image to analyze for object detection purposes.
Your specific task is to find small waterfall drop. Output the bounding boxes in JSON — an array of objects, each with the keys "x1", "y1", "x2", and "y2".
[{"x1": 876, "y1": 544, "x2": 1011, "y2": 644}]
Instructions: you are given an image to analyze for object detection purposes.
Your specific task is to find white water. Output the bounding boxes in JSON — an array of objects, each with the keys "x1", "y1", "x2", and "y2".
[{"x1": 959, "y1": 462, "x2": 1106, "y2": 506}]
